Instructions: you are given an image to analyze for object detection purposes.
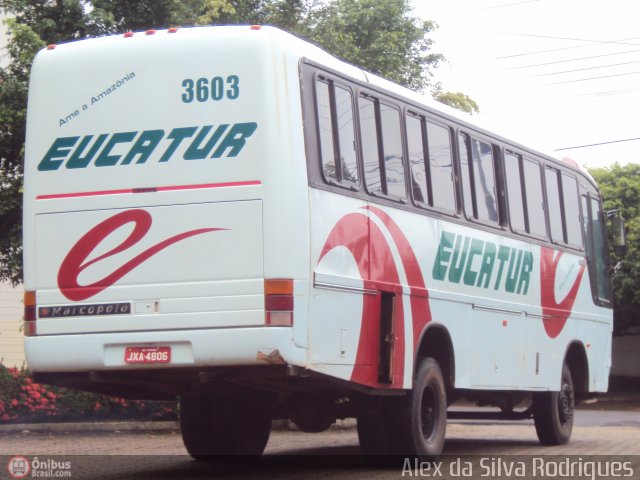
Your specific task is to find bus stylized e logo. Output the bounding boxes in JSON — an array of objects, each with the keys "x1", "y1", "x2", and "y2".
[{"x1": 58, "y1": 209, "x2": 223, "y2": 301}]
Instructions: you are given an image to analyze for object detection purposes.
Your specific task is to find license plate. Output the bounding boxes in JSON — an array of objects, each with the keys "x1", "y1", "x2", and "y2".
[{"x1": 124, "y1": 346, "x2": 171, "y2": 364}]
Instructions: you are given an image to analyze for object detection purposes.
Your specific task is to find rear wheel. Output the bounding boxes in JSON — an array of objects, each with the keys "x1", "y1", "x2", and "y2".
[
  {"x1": 391, "y1": 357, "x2": 447, "y2": 459},
  {"x1": 533, "y1": 362, "x2": 574, "y2": 445},
  {"x1": 179, "y1": 394, "x2": 271, "y2": 459}
]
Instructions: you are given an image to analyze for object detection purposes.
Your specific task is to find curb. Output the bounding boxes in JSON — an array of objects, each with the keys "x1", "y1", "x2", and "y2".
[
  {"x1": 0, "y1": 421, "x2": 179, "y2": 434},
  {"x1": 0, "y1": 419, "x2": 358, "y2": 434}
]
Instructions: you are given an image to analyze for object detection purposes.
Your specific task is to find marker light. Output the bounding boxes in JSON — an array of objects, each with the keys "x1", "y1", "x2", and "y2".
[
  {"x1": 47, "y1": 44, "x2": 56, "y2": 50},
  {"x1": 250, "y1": 25, "x2": 262, "y2": 30},
  {"x1": 145, "y1": 29, "x2": 156, "y2": 35},
  {"x1": 124, "y1": 31, "x2": 134, "y2": 38},
  {"x1": 265, "y1": 279, "x2": 293, "y2": 326},
  {"x1": 168, "y1": 27, "x2": 179, "y2": 33},
  {"x1": 24, "y1": 290, "x2": 37, "y2": 336}
]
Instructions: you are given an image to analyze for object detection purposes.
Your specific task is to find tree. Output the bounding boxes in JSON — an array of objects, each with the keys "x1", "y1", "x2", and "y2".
[
  {"x1": 0, "y1": 0, "x2": 472, "y2": 284},
  {"x1": 589, "y1": 163, "x2": 640, "y2": 335},
  {"x1": 433, "y1": 89, "x2": 479, "y2": 115},
  {"x1": 306, "y1": 0, "x2": 443, "y2": 92}
]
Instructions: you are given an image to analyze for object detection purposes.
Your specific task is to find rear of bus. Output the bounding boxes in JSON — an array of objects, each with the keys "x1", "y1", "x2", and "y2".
[{"x1": 22, "y1": 26, "x2": 308, "y2": 397}]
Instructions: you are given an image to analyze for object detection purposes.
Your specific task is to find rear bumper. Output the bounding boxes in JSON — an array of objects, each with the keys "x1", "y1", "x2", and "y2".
[{"x1": 25, "y1": 327, "x2": 305, "y2": 372}]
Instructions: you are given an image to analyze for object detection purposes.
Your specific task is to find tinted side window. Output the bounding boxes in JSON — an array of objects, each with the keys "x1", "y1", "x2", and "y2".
[
  {"x1": 380, "y1": 104, "x2": 406, "y2": 199},
  {"x1": 315, "y1": 78, "x2": 358, "y2": 187},
  {"x1": 590, "y1": 197, "x2": 612, "y2": 303},
  {"x1": 459, "y1": 132, "x2": 498, "y2": 224},
  {"x1": 406, "y1": 114, "x2": 428, "y2": 204},
  {"x1": 504, "y1": 151, "x2": 525, "y2": 232},
  {"x1": 545, "y1": 168, "x2": 564, "y2": 243},
  {"x1": 334, "y1": 85, "x2": 358, "y2": 184},
  {"x1": 427, "y1": 122, "x2": 455, "y2": 213},
  {"x1": 359, "y1": 96, "x2": 381, "y2": 193},
  {"x1": 316, "y1": 79, "x2": 336, "y2": 182},
  {"x1": 523, "y1": 159, "x2": 546, "y2": 238},
  {"x1": 562, "y1": 173, "x2": 583, "y2": 248}
]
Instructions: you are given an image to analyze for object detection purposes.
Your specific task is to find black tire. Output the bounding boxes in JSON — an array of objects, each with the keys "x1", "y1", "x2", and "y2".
[
  {"x1": 179, "y1": 394, "x2": 271, "y2": 459},
  {"x1": 390, "y1": 357, "x2": 447, "y2": 459},
  {"x1": 533, "y1": 362, "x2": 574, "y2": 445}
]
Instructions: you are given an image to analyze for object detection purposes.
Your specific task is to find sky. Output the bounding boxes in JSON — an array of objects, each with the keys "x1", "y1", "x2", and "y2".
[{"x1": 412, "y1": 0, "x2": 640, "y2": 170}]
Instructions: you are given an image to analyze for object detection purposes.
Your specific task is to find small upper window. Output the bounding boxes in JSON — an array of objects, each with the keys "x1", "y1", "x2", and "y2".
[
  {"x1": 562, "y1": 173, "x2": 583, "y2": 248},
  {"x1": 459, "y1": 132, "x2": 499, "y2": 224},
  {"x1": 360, "y1": 95, "x2": 406, "y2": 201},
  {"x1": 406, "y1": 114, "x2": 428, "y2": 205},
  {"x1": 504, "y1": 151, "x2": 547, "y2": 238},
  {"x1": 427, "y1": 122, "x2": 455, "y2": 213},
  {"x1": 545, "y1": 166, "x2": 583, "y2": 249},
  {"x1": 315, "y1": 77, "x2": 358, "y2": 188},
  {"x1": 523, "y1": 158, "x2": 546, "y2": 238},
  {"x1": 380, "y1": 103, "x2": 406, "y2": 199}
]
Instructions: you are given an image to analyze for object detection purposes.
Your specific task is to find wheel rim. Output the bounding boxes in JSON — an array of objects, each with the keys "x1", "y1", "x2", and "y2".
[
  {"x1": 558, "y1": 380, "x2": 574, "y2": 426},
  {"x1": 420, "y1": 385, "x2": 439, "y2": 442}
]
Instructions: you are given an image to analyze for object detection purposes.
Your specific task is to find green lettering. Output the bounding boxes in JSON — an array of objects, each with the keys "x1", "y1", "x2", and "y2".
[
  {"x1": 463, "y1": 238, "x2": 484, "y2": 286},
  {"x1": 66, "y1": 134, "x2": 108, "y2": 169},
  {"x1": 94, "y1": 132, "x2": 136, "y2": 167},
  {"x1": 184, "y1": 125, "x2": 228, "y2": 160},
  {"x1": 505, "y1": 249, "x2": 524, "y2": 293},
  {"x1": 38, "y1": 137, "x2": 79, "y2": 171},
  {"x1": 517, "y1": 252, "x2": 533, "y2": 295},
  {"x1": 493, "y1": 246, "x2": 511, "y2": 290},
  {"x1": 448, "y1": 235, "x2": 470, "y2": 284},
  {"x1": 476, "y1": 242, "x2": 496, "y2": 288},
  {"x1": 212, "y1": 122, "x2": 257, "y2": 158},
  {"x1": 121, "y1": 130, "x2": 164, "y2": 165},
  {"x1": 433, "y1": 231, "x2": 455, "y2": 281},
  {"x1": 159, "y1": 127, "x2": 197, "y2": 162}
]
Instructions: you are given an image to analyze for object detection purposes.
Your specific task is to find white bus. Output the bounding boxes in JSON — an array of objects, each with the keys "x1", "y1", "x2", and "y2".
[{"x1": 23, "y1": 25, "x2": 622, "y2": 459}]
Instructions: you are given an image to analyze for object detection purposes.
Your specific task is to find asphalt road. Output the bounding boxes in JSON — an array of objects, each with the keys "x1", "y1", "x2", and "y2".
[{"x1": 1, "y1": 410, "x2": 639, "y2": 480}]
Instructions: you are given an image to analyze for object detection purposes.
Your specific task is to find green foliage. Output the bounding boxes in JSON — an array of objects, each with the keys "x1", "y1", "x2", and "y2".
[
  {"x1": 306, "y1": 0, "x2": 443, "y2": 92},
  {"x1": 433, "y1": 90, "x2": 480, "y2": 115},
  {"x1": 589, "y1": 163, "x2": 640, "y2": 334},
  {"x1": 0, "y1": 362, "x2": 177, "y2": 423}
]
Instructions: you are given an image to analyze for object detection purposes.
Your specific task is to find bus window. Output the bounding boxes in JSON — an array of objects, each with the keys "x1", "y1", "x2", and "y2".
[
  {"x1": 545, "y1": 167, "x2": 583, "y2": 249},
  {"x1": 523, "y1": 158, "x2": 546, "y2": 238},
  {"x1": 459, "y1": 132, "x2": 498, "y2": 224},
  {"x1": 334, "y1": 85, "x2": 358, "y2": 184},
  {"x1": 427, "y1": 122, "x2": 455, "y2": 213},
  {"x1": 590, "y1": 197, "x2": 612, "y2": 303},
  {"x1": 406, "y1": 113, "x2": 429, "y2": 205},
  {"x1": 315, "y1": 78, "x2": 358, "y2": 187},
  {"x1": 380, "y1": 103, "x2": 406, "y2": 199},
  {"x1": 545, "y1": 167, "x2": 564, "y2": 244},
  {"x1": 504, "y1": 152, "x2": 547, "y2": 239},
  {"x1": 504, "y1": 151, "x2": 526, "y2": 232},
  {"x1": 359, "y1": 96, "x2": 382, "y2": 193},
  {"x1": 315, "y1": 79, "x2": 336, "y2": 182},
  {"x1": 562, "y1": 173, "x2": 583, "y2": 248}
]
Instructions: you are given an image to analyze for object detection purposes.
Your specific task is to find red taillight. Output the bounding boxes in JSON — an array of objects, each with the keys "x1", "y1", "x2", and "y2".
[
  {"x1": 24, "y1": 291, "x2": 37, "y2": 336},
  {"x1": 265, "y1": 279, "x2": 293, "y2": 326}
]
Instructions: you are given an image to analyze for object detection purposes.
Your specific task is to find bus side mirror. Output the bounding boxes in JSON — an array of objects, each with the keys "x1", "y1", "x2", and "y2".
[{"x1": 609, "y1": 213, "x2": 627, "y2": 257}]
